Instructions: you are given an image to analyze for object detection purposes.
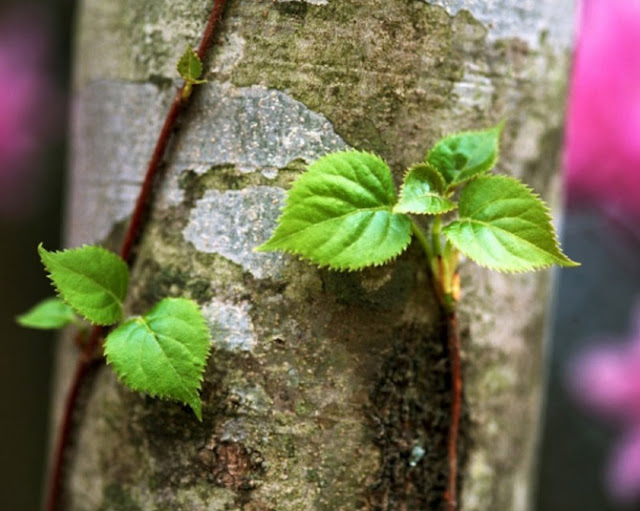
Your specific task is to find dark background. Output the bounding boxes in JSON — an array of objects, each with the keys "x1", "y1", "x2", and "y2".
[
  {"x1": 536, "y1": 209, "x2": 640, "y2": 511},
  {"x1": 0, "y1": 1, "x2": 72, "y2": 510}
]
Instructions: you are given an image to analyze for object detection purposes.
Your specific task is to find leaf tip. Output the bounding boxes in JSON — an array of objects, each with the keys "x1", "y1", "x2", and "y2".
[
  {"x1": 190, "y1": 398, "x2": 203, "y2": 421},
  {"x1": 14, "y1": 313, "x2": 34, "y2": 329},
  {"x1": 557, "y1": 257, "x2": 581, "y2": 268},
  {"x1": 37, "y1": 241, "x2": 50, "y2": 261}
]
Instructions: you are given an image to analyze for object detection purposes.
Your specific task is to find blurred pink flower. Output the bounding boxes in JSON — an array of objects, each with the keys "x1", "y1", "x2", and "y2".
[
  {"x1": 0, "y1": 7, "x2": 58, "y2": 217},
  {"x1": 564, "y1": 0, "x2": 640, "y2": 221},
  {"x1": 609, "y1": 428, "x2": 640, "y2": 501},
  {"x1": 570, "y1": 313, "x2": 640, "y2": 501}
]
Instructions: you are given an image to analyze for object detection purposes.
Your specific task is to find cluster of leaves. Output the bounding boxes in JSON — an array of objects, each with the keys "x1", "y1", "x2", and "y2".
[
  {"x1": 17, "y1": 244, "x2": 211, "y2": 419},
  {"x1": 17, "y1": 124, "x2": 576, "y2": 421},
  {"x1": 17, "y1": 47, "x2": 213, "y2": 420},
  {"x1": 259, "y1": 124, "x2": 578, "y2": 275}
]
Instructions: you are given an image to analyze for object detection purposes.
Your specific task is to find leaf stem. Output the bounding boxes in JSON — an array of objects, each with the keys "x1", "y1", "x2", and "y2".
[
  {"x1": 119, "y1": 0, "x2": 228, "y2": 263},
  {"x1": 410, "y1": 219, "x2": 433, "y2": 263},
  {"x1": 181, "y1": 82, "x2": 194, "y2": 101},
  {"x1": 415, "y1": 214, "x2": 462, "y2": 508},
  {"x1": 431, "y1": 214, "x2": 443, "y2": 257},
  {"x1": 45, "y1": 326, "x2": 103, "y2": 511},
  {"x1": 443, "y1": 311, "x2": 462, "y2": 511},
  {"x1": 44, "y1": 2, "x2": 229, "y2": 510}
]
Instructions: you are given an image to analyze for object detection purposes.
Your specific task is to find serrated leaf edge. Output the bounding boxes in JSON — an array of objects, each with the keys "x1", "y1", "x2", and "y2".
[
  {"x1": 400, "y1": 162, "x2": 446, "y2": 192},
  {"x1": 292, "y1": 150, "x2": 396, "y2": 199},
  {"x1": 38, "y1": 243, "x2": 128, "y2": 326},
  {"x1": 177, "y1": 45, "x2": 204, "y2": 83},
  {"x1": 426, "y1": 123, "x2": 503, "y2": 188},
  {"x1": 394, "y1": 163, "x2": 457, "y2": 215},
  {"x1": 445, "y1": 225, "x2": 573, "y2": 274},
  {"x1": 257, "y1": 149, "x2": 410, "y2": 270},
  {"x1": 104, "y1": 298, "x2": 211, "y2": 420},
  {"x1": 263, "y1": 239, "x2": 412, "y2": 272},
  {"x1": 443, "y1": 174, "x2": 579, "y2": 273}
]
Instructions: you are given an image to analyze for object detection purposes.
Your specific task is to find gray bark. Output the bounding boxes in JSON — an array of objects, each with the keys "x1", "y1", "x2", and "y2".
[{"x1": 54, "y1": 0, "x2": 573, "y2": 509}]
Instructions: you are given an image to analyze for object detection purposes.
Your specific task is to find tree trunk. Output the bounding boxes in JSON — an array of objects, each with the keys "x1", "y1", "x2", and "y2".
[{"x1": 55, "y1": 0, "x2": 573, "y2": 509}]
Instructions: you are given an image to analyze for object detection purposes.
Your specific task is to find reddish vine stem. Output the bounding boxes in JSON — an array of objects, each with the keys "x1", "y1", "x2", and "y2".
[
  {"x1": 432, "y1": 253, "x2": 463, "y2": 509},
  {"x1": 118, "y1": 93, "x2": 183, "y2": 262},
  {"x1": 44, "y1": 2, "x2": 228, "y2": 510},
  {"x1": 443, "y1": 311, "x2": 462, "y2": 511},
  {"x1": 120, "y1": 0, "x2": 228, "y2": 263},
  {"x1": 45, "y1": 326, "x2": 103, "y2": 511}
]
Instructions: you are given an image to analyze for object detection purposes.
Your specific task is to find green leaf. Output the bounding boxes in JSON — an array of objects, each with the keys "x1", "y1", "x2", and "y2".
[
  {"x1": 394, "y1": 163, "x2": 457, "y2": 215},
  {"x1": 104, "y1": 298, "x2": 211, "y2": 420},
  {"x1": 257, "y1": 150, "x2": 412, "y2": 270},
  {"x1": 426, "y1": 124, "x2": 502, "y2": 188},
  {"x1": 16, "y1": 297, "x2": 76, "y2": 330},
  {"x1": 177, "y1": 45, "x2": 205, "y2": 83},
  {"x1": 442, "y1": 175, "x2": 579, "y2": 272},
  {"x1": 38, "y1": 243, "x2": 129, "y2": 326}
]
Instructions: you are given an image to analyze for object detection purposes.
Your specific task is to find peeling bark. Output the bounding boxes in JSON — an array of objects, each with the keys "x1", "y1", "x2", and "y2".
[{"x1": 55, "y1": 1, "x2": 573, "y2": 509}]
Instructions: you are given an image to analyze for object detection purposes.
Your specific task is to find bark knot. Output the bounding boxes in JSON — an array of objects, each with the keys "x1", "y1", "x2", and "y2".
[{"x1": 198, "y1": 439, "x2": 265, "y2": 491}]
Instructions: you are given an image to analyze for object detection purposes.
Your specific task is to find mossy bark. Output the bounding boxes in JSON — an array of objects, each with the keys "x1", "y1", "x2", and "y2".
[{"x1": 55, "y1": 1, "x2": 573, "y2": 509}]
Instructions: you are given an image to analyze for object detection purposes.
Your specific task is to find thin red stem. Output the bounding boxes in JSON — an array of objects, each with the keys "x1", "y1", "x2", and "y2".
[
  {"x1": 432, "y1": 248, "x2": 463, "y2": 509},
  {"x1": 45, "y1": 326, "x2": 103, "y2": 511},
  {"x1": 118, "y1": 92, "x2": 183, "y2": 261},
  {"x1": 195, "y1": 0, "x2": 227, "y2": 61},
  {"x1": 45, "y1": 2, "x2": 228, "y2": 510},
  {"x1": 120, "y1": 0, "x2": 228, "y2": 263},
  {"x1": 443, "y1": 311, "x2": 462, "y2": 511}
]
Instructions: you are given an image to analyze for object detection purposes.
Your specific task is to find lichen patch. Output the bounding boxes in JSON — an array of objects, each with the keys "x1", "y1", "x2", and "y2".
[
  {"x1": 423, "y1": 0, "x2": 574, "y2": 48},
  {"x1": 172, "y1": 82, "x2": 348, "y2": 176},
  {"x1": 203, "y1": 299, "x2": 257, "y2": 352}
]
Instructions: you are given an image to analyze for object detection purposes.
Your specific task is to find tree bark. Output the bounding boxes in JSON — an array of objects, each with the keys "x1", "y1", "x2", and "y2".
[{"x1": 55, "y1": 0, "x2": 573, "y2": 509}]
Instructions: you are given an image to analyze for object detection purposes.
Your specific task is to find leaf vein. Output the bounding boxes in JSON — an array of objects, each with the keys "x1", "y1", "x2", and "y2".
[
  {"x1": 273, "y1": 206, "x2": 393, "y2": 243},
  {"x1": 460, "y1": 218, "x2": 558, "y2": 258}
]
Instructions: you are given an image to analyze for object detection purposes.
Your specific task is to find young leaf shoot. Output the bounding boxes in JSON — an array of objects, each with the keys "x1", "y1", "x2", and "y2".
[
  {"x1": 260, "y1": 124, "x2": 576, "y2": 280},
  {"x1": 177, "y1": 45, "x2": 206, "y2": 100},
  {"x1": 394, "y1": 163, "x2": 456, "y2": 215},
  {"x1": 177, "y1": 45, "x2": 205, "y2": 83},
  {"x1": 25, "y1": 242, "x2": 213, "y2": 419},
  {"x1": 259, "y1": 123, "x2": 577, "y2": 511},
  {"x1": 426, "y1": 124, "x2": 502, "y2": 189}
]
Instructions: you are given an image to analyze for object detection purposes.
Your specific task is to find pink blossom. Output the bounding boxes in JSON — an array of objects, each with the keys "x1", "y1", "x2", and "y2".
[
  {"x1": 563, "y1": 0, "x2": 640, "y2": 222},
  {"x1": 563, "y1": 0, "x2": 640, "y2": 501},
  {"x1": 0, "y1": 8, "x2": 58, "y2": 217},
  {"x1": 608, "y1": 428, "x2": 640, "y2": 501},
  {"x1": 569, "y1": 314, "x2": 640, "y2": 501}
]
